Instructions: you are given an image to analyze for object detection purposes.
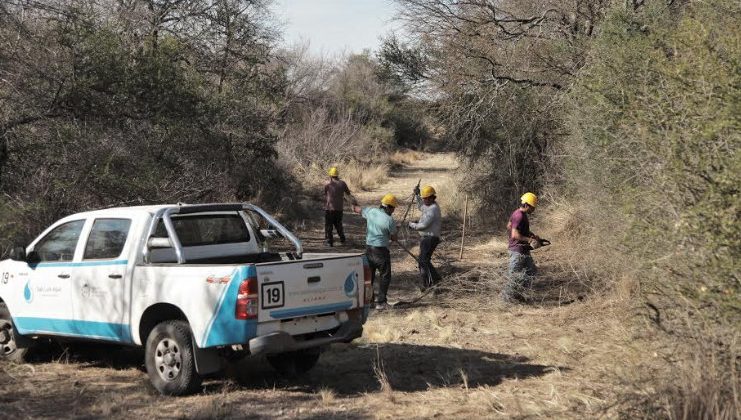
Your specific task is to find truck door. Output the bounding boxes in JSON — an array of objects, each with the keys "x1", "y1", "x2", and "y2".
[
  {"x1": 13, "y1": 219, "x2": 85, "y2": 336},
  {"x1": 71, "y1": 218, "x2": 133, "y2": 342}
]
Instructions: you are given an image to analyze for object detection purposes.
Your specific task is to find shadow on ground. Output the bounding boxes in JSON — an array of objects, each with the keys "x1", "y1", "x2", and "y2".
[
  {"x1": 229, "y1": 342, "x2": 565, "y2": 395},
  {"x1": 14, "y1": 340, "x2": 564, "y2": 398}
]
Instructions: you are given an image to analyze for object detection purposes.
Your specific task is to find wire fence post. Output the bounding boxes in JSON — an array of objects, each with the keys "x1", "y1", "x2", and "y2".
[{"x1": 459, "y1": 193, "x2": 468, "y2": 260}]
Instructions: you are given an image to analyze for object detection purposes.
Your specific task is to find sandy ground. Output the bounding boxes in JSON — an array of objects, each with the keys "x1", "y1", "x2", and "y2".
[{"x1": 0, "y1": 152, "x2": 645, "y2": 419}]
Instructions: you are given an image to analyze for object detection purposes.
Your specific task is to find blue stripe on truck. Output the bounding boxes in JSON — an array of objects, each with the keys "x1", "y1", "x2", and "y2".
[
  {"x1": 14, "y1": 317, "x2": 132, "y2": 342},
  {"x1": 201, "y1": 265, "x2": 258, "y2": 348},
  {"x1": 269, "y1": 301, "x2": 353, "y2": 319}
]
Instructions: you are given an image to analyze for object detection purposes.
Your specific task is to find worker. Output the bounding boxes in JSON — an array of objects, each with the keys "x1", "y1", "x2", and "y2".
[
  {"x1": 408, "y1": 185, "x2": 442, "y2": 291},
  {"x1": 352, "y1": 194, "x2": 398, "y2": 310},
  {"x1": 502, "y1": 192, "x2": 541, "y2": 303},
  {"x1": 324, "y1": 167, "x2": 357, "y2": 247}
]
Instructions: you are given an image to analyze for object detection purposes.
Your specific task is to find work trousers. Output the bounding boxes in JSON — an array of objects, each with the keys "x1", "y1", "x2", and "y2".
[
  {"x1": 418, "y1": 236, "x2": 441, "y2": 289},
  {"x1": 502, "y1": 250, "x2": 537, "y2": 301},
  {"x1": 324, "y1": 210, "x2": 345, "y2": 245},
  {"x1": 366, "y1": 246, "x2": 391, "y2": 304}
]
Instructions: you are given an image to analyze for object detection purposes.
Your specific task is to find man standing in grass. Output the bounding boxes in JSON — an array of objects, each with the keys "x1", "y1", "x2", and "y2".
[
  {"x1": 502, "y1": 192, "x2": 541, "y2": 303},
  {"x1": 408, "y1": 185, "x2": 442, "y2": 291},
  {"x1": 324, "y1": 167, "x2": 357, "y2": 247},
  {"x1": 352, "y1": 194, "x2": 398, "y2": 310}
]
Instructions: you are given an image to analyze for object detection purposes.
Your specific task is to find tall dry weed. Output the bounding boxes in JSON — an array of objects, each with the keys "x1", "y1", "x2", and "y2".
[
  {"x1": 373, "y1": 346, "x2": 393, "y2": 394},
  {"x1": 317, "y1": 387, "x2": 337, "y2": 405}
]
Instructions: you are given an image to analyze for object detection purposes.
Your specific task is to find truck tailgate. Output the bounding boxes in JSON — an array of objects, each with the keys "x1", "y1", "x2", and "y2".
[{"x1": 255, "y1": 254, "x2": 363, "y2": 322}]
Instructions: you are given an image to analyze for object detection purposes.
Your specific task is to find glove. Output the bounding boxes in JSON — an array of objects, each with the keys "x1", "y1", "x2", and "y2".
[
  {"x1": 408, "y1": 221, "x2": 417, "y2": 230},
  {"x1": 413, "y1": 185, "x2": 420, "y2": 196}
]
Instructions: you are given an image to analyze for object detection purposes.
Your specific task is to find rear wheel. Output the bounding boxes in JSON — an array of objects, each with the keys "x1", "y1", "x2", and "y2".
[
  {"x1": 0, "y1": 303, "x2": 29, "y2": 363},
  {"x1": 144, "y1": 320, "x2": 202, "y2": 396},
  {"x1": 267, "y1": 348, "x2": 321, "y2": 376}
]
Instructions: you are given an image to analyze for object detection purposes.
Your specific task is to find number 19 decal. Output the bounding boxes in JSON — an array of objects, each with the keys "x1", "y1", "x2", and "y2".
[{"x1": 261, "y1": 281, "x2": 285, "y2": 309}]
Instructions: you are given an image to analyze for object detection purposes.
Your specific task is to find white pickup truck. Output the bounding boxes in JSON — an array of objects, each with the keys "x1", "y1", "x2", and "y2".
[{"x1": 0, "y1": 203, "x2": 371, "y2": 395}]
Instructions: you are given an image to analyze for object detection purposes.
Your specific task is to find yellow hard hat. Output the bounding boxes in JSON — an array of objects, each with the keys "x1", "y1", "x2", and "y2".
[
  {"x1": 328, "y1": 167, "x2": 339, "y2": 177},
  {"x1": 521, "y1": 192, "x2": 538, "y2": 208},
  {"x1": 420, "y1": 185, "x2": 436, "y2": 198},
  {"x1": 381, "y1": 193, "x2": 398, "y2": 207}
]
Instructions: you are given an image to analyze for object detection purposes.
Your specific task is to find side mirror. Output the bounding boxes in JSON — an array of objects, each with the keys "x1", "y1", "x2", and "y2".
[{"x1": 9, "y1": 247, "x2": 26, "y2": 261}]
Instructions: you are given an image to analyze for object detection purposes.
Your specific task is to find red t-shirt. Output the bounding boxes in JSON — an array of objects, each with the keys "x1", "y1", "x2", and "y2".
[
  {"x1": 324, "y1": 178, "x2": 350, "y2": 211},
  {"x1": 508, "y1": 209, "x2": 531, "y2": 254}
]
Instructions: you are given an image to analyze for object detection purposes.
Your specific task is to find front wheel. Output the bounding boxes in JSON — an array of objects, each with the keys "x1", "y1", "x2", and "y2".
[
  {"x1": 267, "y1": 348, "x2": 321, "y2": 376},
  {"x1": 0, "y1": 303, "x2": 29, "y2": 363},
  {"x1": 145, "y1": 320, "x2": 202, "y2": 396}
]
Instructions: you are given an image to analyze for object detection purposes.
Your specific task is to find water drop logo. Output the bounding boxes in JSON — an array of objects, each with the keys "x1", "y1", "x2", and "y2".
[
  {"x1": 23, "y1": 281, "x2": 33, "y2": 303},
  {"x1": 344, "y1": 272, "x2": 358, "y2": 297}
]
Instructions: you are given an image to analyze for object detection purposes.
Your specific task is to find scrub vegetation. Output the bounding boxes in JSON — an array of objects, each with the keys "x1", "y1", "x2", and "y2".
[
  {"x1": 381, "y1": 0, "x2": 740, "y2": 417},
  {"x1": 1, "y1": 0, "x2": 739, "y2": 418}
]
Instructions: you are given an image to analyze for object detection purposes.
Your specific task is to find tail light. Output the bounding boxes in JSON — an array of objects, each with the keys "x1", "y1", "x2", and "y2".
[
  {"x1": 363, "y1": 258, "x2": 373, "y2": 304},
  {"x1": 235, "y1": 276, "x2": 258, "y2": 320}
]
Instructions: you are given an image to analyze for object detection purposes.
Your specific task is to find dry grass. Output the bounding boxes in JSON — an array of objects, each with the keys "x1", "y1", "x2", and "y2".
[
  {"x1": 389, "y1": 149, "x2": 424, "y2": 167},
  {"x1": 317, "y1": 387, "x2": 337, "y2": 405},
  {"x1": 342, "y1": 162, "x2": 390, "y2": 192},
  {"x1": 435, "y1": 178, "x2": 485, "y2": 222}
]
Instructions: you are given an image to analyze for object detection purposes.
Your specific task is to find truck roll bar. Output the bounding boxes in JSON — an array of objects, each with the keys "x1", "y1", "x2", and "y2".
[{"x1": 142, "y1": 203, "x2": 303, "y2": 264}]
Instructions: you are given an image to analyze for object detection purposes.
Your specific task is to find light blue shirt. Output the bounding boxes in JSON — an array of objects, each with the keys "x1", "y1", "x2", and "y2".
[{"x1": 361, "y1": 207, "x2": 397, "y2": 247}]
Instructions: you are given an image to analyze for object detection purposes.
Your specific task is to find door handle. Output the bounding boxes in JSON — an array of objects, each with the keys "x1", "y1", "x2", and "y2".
[
  {"x1": 307, "y1": 276, "x2": 321, "y2": 283},
  {"x1": 108, "y1": 274, "x2": 122, "y2": 279},
  {"x1": 57, "y1": 274, "x2": 70, "y2": 279}
]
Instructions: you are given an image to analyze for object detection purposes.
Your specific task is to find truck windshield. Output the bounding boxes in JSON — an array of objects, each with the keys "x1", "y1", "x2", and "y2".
[{"x1": 154, "y1": 214, "x2": 250, "y2": 246}]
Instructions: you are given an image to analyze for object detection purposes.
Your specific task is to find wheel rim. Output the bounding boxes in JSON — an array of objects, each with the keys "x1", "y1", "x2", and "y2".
[
  {"x1": 154, "y1": 338, "x2": 182, "y2": 382},
  {"x1": 0, "y1": 320, "x2": 18, "y2": 357}
]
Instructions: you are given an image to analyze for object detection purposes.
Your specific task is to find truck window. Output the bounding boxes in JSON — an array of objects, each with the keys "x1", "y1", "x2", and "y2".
[
  {"x1": 34, "y1": 220, "x2": 85, "y2": 262},
  {"x1": 154, "y1": 214, "x2": 250, "y2": 246},
  {"x1": 83, "y1": 218, "x2": 132, "y2": 260}
]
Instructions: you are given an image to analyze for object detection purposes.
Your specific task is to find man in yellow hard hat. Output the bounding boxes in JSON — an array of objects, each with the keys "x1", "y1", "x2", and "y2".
[
  {"x1": 502, "y1": 192, "x2": 541, "y2": 303},
  {"x1": 408, "y1": 185, "x2": 442, "y2": 290},
  {"x1": 324, "y1": 167, "x2": 357, "y2": 247},
  {"x1": 352, "y1": 194, "x2": 398, "y2": 310}
]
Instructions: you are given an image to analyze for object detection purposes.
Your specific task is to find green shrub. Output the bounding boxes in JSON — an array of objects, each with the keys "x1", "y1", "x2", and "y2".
[{"x1": 563, "y1": 0, "x2": 740, "y2": 416}]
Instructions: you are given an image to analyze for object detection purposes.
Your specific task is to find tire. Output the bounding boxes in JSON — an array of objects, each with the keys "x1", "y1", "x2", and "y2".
[
  {"x1": 267, "y1": 348, "x2": 321, "y2": 376},
  {"x1": 144, "y1": 320, "x2": 202, "y2": 396},
  {"x1": 0, "y1": 302, "x2": 29, "y2": 363}
]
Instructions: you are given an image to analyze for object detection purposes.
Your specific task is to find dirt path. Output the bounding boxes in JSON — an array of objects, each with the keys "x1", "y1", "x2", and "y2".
[{"x1": 0, "y1": 152, "x2": 640, "y2": 419}]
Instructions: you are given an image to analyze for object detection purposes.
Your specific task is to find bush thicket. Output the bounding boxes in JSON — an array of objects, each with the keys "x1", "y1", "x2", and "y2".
[
  {"x1": 0, "y1": 0, "x2": 290, "y2": 248},
  {"x1": 387, "y1": 0, "x2": 739, "y2": 416},
  {"x1": 564, "y1": 1, "x2": 739, "y2": 416}
]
